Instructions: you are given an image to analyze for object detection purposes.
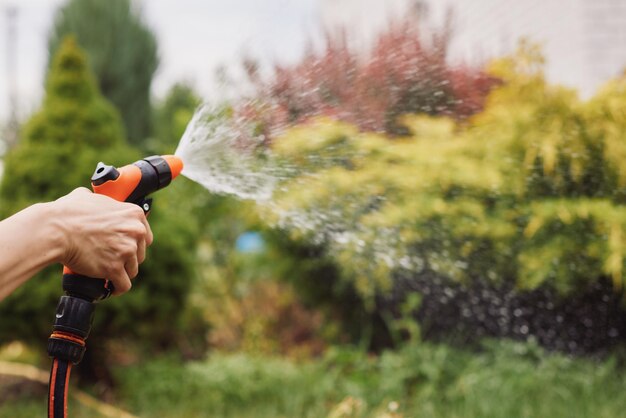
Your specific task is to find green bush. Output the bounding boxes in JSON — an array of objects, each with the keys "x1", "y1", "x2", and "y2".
[
  {"x1": 265, "y1": 42, "x2": 626, "y2": 301},
  {"x1": 222, "y1": 43, "x2": 625, "y2": 352},
  {"x1": 6, "y1": 339, "x2": 626, "y2": 417},
  {"x1": 116, "y1": 340, "x2": 626, "y2": 417}
]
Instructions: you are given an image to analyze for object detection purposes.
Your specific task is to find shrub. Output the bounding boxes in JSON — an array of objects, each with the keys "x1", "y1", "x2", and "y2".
[
  {"x1": 241, "y1": 20, "x2": 497, "y2": 136},
  {"x1": 114, "y1": 340, "x2": 626, "y2": 417},
  {"x1": 258, "y1": 43, "x2": 626, "y2": 352}
]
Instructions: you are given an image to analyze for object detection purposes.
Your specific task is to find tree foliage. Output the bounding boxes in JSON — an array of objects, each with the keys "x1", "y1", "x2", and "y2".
[
  {"x1": 48, "y1": 0, "x2": 158, "y2": 145},
  {"x1": 191, "y1": 42, "x2": 626, "y2": 353},
  {"x1": 1, "y1": 36, "x2": 131, "y2": 212},
  {"x1": 240, "y1": 20, "x2": 497, "y2": 136},
  {"x1": 149, "y1": 83, "x2": 201, "y2": 154},
  {"x1": 265, "y1": 41, "x2": 626, "y2": 303}
]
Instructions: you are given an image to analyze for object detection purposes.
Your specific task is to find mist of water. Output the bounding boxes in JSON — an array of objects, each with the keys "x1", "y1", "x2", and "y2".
[
  {"x1": 174, "y1": 104, "x2": 409, "y2": 270},
  {"x1": 175, "y1": 104, "x2": 281, "y2": 202},
  {"x1": 172, "y1": 102, "x2": 625, "y2": 354}
]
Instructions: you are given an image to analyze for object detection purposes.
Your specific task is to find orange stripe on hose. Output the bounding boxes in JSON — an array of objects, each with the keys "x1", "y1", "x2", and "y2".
[
  {"x1": 50, "y1": 331, "x2": 86, "y2": 347},
  {"x1": 64, "y1": 363, "x2": 72, "y2": 418},
  {"x1": 49, "y1": 358, "x2": 58, "y2": 418}
]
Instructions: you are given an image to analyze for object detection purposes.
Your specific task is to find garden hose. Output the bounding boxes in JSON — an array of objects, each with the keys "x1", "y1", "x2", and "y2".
[{"x1": 47, "y1": 155, "x2": 183, "y2": 418}]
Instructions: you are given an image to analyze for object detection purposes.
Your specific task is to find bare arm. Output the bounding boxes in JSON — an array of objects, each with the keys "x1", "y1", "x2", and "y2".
[
  {"x1": 0, "y1": 188, "x2": 153, "y2": 301},
  {"x1": 0, "y1": 202, "x2": 63, "y2": 300}
]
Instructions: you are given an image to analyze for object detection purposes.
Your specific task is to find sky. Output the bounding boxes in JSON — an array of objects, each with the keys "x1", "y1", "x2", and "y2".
[
  {"x1": 0, "y1": 0, "x2": 319, "y2": 122},
  {"x1": 1, "y1": 0, "x2": 625, "y2": 125}
]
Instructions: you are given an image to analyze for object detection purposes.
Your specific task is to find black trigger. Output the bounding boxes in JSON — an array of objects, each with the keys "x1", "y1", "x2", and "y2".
[{"x1": 139, "y1": 198, "x2": 153, "y2": 215}]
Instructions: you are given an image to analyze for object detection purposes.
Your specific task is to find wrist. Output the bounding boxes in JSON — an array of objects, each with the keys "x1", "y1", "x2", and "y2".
[{"x1": 33, "y1": 201, "x2": 69, "y2": 265}]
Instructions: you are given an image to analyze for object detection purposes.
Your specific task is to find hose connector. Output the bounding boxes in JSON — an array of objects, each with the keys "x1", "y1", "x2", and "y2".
[{"x1": 47, "y1": 296, "x2": 94, "y2": 364}]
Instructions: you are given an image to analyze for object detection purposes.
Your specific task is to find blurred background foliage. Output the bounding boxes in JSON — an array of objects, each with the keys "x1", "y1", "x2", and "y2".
[
  {"x1": 267, "y1": 40, "x2": 626, "y2": 298},
  {"x1": 48, "y1": 0, "x2": 158, "y2": 145},
  {"x1": 2, "y1": 1, "x2": 626, "y2": 417},
  {"x1": 0, "y1": 37, "x2": 203, "y2": 384},
  {"x1": 239, "y1": 19, "x2": 497, "y2": 137}
]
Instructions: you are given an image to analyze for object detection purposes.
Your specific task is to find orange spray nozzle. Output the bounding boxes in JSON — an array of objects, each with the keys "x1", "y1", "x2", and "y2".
[
  {"x1": 163, "y1": 155, "x2": 183, "y2": 180},
  {"x1": 90, "y1": 155, "x2": 184, "y2": 204}
]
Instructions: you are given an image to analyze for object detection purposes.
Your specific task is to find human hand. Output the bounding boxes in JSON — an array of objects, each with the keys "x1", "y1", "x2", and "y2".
[{"x1": 50, "y1": 187, "x2": 154, "y2": 295}]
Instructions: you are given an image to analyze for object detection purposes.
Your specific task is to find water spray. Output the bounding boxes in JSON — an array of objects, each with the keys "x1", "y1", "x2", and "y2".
[{"x1": 46, "y1": 155, "x2": 183, "y2": 418}]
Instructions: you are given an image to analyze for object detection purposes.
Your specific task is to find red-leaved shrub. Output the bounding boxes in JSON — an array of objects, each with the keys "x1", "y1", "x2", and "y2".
[{"x1": 240, "y1": 19, "x2": 498, "y2": 136}]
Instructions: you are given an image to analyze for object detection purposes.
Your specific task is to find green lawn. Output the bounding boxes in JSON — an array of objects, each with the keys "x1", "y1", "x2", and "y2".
[{"x1": 2, "y1": 340, "x2": 626, "y2": 418}]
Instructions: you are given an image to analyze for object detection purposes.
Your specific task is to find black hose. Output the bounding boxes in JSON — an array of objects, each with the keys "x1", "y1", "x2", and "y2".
[
  {"x1": 48, "y1": 358, "x2": 72, "y2": 418},
  {"x1": 47, "y1": 296, "x2": 93, "y2": 418}
]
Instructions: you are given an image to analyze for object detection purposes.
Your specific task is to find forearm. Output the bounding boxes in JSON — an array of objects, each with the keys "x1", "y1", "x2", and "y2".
[{"x1": 0, "y1": 203, "x2": 63, "y2": 301}]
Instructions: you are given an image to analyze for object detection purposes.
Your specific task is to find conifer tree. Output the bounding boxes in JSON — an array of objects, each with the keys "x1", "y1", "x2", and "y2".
[
  {"x1": 1, "y1": 35, "x2": 132, "y2": 214},
  {"x1": 48, "y1": 0, "x2": 158, "y2": 145}
]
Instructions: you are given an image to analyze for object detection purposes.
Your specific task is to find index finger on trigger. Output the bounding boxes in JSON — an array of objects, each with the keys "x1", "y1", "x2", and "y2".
[{"x1": 141, "y1": 216, "x2": 154, "y2": 246}]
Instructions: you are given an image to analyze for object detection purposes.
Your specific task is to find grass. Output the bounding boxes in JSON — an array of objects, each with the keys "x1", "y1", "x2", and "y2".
[
  {"x1": 3, "y1": 339, "x2": 626, "y2": 417},
  {"x1": 0, "y1": 400, "x2": 97, "y2": 418}
]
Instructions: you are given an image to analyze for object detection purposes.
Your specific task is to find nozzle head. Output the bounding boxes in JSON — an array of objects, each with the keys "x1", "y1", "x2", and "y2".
[{"x1": 163, "y1": 155, "x2": 183, "y2": 180}]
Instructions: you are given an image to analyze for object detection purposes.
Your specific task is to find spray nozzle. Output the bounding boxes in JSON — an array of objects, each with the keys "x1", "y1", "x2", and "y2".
[
  {"x1": 62, "y1": 155, "x2": 184, "y2": 302},
  {"x1": 89, "y1": 155, "x2": 183, "y2": 206},
  {"x1": 163, "y1": 155, "x2": 183, "y2": 179}
]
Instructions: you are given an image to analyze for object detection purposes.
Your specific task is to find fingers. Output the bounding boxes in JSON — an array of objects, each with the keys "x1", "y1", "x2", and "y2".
[
  {"x1": 141, "y1": 216, "x2": 154, "y2": 246},
  {"x1": 109, "y1": 206, "x2": 150, "y2": 296},
  {"x1": 128, "y1": 204, "x2": 153, "y2": 246},
  {"x1": 108, "y1": 239, "x2": 144, "y2": 297},
  {"x1": 109, "y1": 265, "x2": 132, "y2": 296},
  {"x1": 130, "y1": 206, "x2": 151, "y2": 266},
  {"x1": 109, "y1": 246, "x2": 142, "y2": 296},
  {"x1": 124, "y1": 253, "x2": 139, "y2": 279},
  {"x1": 137, "y1": 238, "x2": 146, "y2": 264}
]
